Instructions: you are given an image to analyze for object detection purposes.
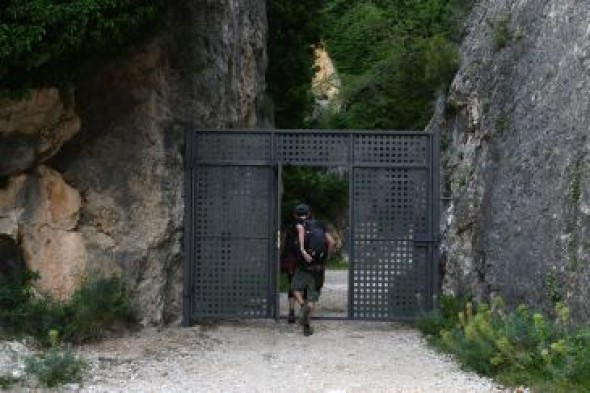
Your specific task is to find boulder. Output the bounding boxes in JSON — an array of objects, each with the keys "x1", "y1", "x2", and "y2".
[{"x1": 0, "y1": 88, "x2": 80, "y2": 177}]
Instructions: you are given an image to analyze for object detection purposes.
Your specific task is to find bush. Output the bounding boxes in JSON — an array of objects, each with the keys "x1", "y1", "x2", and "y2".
[
  {"x1": 0, "y1": 0, "x2": 165, "y2": 89},
  {"x1": 25, "y1": 330, "x2": 88, "y2": 388},
  {"x1": 1, "y1": 272, "x2": 137, "y2": 346},
  {"x1": 417, "y1": 296, "x2": 590, "y2": 392},
  {"x1": 0, "y1": 376, "x2": 20, "y2": 390},
  {"x1": 267, "y1": 0, "x2": 324, "y2": 128},
  {"x1": 318, "y1": 0, "x2": 471, "y2": 130},
  {"x1": 416, "y1": 294, "x2": 468, "y2": 338},
  {"x1": 0, "y1": 269, "x2": 38, "y2": 328},
  {"x1": 281, "y1": 166, "x2": 348, "y2": 223}
]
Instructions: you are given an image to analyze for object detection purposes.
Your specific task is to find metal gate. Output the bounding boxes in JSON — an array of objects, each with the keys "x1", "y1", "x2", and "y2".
[{"x1": 183, "y1": 130, "x2": 439, "y2": 325}]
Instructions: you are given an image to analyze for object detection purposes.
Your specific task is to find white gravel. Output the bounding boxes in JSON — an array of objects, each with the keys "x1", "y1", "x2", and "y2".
[
  {"x1": 73, "y1": 320, "x2": 510, "y2": 393},
  {"x1": 2, "y1": 271, "x2": 513, "y2": 392}
]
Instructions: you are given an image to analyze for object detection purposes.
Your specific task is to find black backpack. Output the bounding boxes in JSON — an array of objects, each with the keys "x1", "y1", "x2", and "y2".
[{"x1": 302, "y1": 219, "x2": 327, "y2": 264}]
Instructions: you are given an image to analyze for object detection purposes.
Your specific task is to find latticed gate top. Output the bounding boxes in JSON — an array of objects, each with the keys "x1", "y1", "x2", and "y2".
[{"x1": 184, "y1": 130, "x2": 439, "y2": 324}]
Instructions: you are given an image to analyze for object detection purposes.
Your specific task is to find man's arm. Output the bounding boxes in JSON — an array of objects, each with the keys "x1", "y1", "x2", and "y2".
[
  {"x1": 325, "y1": 232, "x2": 336, "y2": 256},
  {"x1": 297, "y1": 223, "x2": 312, "y2": 263}
]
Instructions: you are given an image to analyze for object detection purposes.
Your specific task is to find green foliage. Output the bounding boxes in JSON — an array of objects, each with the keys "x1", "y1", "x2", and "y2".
[
  {"x1": 0, "y1": 0, "x2": 165, "y2": 89},
  {"x1": 568, "y1": 160, "x2": 583, "y2": 204},
  {"x1": 279, "y1": 273, "x2": 290, "y2": 293},
  {"x1": 325, "y1": 256, "x2": 349, "y2": 270},
  {"x1": 0, "y1": 269, "x2": 39, "y2": 328},
  {"x1": 25, "y1": 331, "x2": 87, "y2": 388},
  {"x1": 417, "y1": 296, "x2": 590, "y2": 392},
  {"x1": 319, "y1": 0, "x2": 471, "y2": 130},
  {"x1": 282, "y1": 166, "x2": 348, "y2": 223},
  {"x1": 1, "y1": 272, "x2": 137, "y2": 346},
  {"x1": 416, "y1": 294, "x2": 469, "y2": 338},
  {"x1": 492, "y1": 16, "x2": 511, "y2": 51},
  {"x1": 0, "y1": 375, "x2": 20, "y2": 389},
  {"x1": 267, "y1": 0, "x2": 324, "y2": 128},
  {"x1": 495, "y1": 114, "x2": 509, "y2": 135}
]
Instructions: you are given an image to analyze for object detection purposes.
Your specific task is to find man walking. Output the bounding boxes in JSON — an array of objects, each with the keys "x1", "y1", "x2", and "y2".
[{"x1": 290, "y1": 203, "x2": 335, "y2": 336}]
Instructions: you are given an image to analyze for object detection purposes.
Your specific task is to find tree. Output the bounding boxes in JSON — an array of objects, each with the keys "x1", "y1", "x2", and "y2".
[
  {"x1": 266, "y1": 0, "x2": 324, "y2": 128},
  {"x1": 0, "y1": 0, "x2": 164, "y2": 89},
  {"x1": 320, "y1": 0, "x2": 471, "y2": 130}
]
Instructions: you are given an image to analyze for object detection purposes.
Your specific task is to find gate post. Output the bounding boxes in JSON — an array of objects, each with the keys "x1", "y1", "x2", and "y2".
[
  {"x1": 431, "y1": 128, "x2": 441, "y2": 308},
  {"x1": 182, "y1": 128, "x2": 195, "y2": 326}
]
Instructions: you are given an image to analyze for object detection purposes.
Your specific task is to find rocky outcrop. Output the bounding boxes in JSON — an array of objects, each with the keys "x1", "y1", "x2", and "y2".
[
  {"x1": 0, "y1": 166, "x2": 86, "y2": 299},
  {"x1": 0, "y1": 0, "x2": 268, "y2": 324},
  {"x1": 435, "y1": 1, "x2": 590, "y2": 322},
  {"x1": 0, "y1": 89, "x2": 80, "y2": 177}
]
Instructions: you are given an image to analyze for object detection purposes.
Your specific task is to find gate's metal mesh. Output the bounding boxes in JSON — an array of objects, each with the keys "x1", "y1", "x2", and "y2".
[
  {"x1": 353, "y1": 134, "x2": 428, "y2": 165},
  {"x1": 276, "y1": 133, "x2": 349, "y2": 165},
  {"x1": 192, "y1": 162, "x2": 272, "y2": 317},
  {"x1": 351, "y1": 167, "x2": 429, "y2": 319}
]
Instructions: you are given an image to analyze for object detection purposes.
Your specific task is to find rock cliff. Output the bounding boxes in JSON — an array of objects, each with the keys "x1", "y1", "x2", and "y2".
[
  {"x1": 434, "y1": 0, "x2": 590, "y2": 322},
  {"x1": 0, "y1": 0, "x2": 268, "y2": 324}
]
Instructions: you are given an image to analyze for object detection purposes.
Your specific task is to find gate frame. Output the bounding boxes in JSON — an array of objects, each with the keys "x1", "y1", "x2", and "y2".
[{"x1": 182, "y1": 129, "x2": 440, "y2": 326}]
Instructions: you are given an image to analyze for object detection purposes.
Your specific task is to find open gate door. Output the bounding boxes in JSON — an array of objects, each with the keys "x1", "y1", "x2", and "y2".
[{"x1": 184, "y1": 132, "x2": 278, "y2": 323}]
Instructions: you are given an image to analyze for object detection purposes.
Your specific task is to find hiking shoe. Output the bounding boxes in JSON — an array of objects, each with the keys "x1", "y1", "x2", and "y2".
[
  {"x1": 303, "y1": 324, "x2": 314, "y2": 336},
  {"x1": 287, "y1": 310, "x2": 295, "y2": 324},
  {"x1": 301, "y1": 304, "x2": 311, "y2": 326}
]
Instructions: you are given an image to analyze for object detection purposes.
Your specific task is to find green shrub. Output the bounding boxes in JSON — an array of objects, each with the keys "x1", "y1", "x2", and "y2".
[
  {"x1": 1, "y1": 272, "x2": 137, "y2": 346},
  {"x1": 325, "y1": 256, "x2": 348, "y2": 270},
  {"x1": 64, "y1": 275, "x2": 138, "y2": 343},
  {"x1": 319, "y1": 0, "x2": 470, "y2": 130},
  {"x1": 0, "y1": 0, "x2": 165, "y2": 89},
  {"x1": 267, "y1": 0, "x2": 324, "y2": 128},
  {"x1": 0, "y1": 375, "x2": 21, "y2": 390},
  {"x1": 281, "y1": 166, "x2": 348, "y2": 223},
  {"x1": 25, "y1": 341, "x2": 87, "y2": 388},
  {"x1": 416, "y1": 294, "x2": 468, "y2": 338},
  {"x1": 0, "y1": 269, "x2": 38, "y2": 328},
  {"x1": 492, "y1": 16, "x2": 511, "y2": 51},
  {"x1": 417, "y1": 296, "x2": 590, "y2": 392}
]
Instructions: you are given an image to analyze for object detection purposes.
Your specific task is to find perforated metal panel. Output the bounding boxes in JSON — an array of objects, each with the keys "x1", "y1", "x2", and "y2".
[
  {"x1": 351, "y1": 168, "x2": 430, "y2": 319},
  {"x1": 276, "y1": 132, "x2": 350, "y2": 165},
  {"x1": 192, "y1": 166, "x2": 272, "y2": 318},
  {"x1": 184, "y1": 130, "x2": 439, "y2": 324}
]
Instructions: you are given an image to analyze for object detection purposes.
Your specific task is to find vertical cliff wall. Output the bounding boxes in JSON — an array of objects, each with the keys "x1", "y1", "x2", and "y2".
[
  {"x1": 434, "y1": 0, "x2": 590, "y2": 322},
  {"x1": 0, "y1": 0, "x2": 268, "y2": 325}
]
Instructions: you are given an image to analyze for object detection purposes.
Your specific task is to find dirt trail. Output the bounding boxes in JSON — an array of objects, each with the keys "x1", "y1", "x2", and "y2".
[
  {"x1": 76, "y1": 320, "x2": 508, "y2": 393},
  {"x1": 6, "y1": 270, "x2": 510, "y2": 392}
]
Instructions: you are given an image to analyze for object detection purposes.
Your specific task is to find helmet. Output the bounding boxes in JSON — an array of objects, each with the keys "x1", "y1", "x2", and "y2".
[{"x1": 293, "y1": 203, "x2": 310, "y2": 216}]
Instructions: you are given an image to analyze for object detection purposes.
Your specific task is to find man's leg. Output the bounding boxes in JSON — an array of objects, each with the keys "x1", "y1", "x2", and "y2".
[
  {"x1": 291, "y1": 268, "x2": 309, "y2": 324},
  {"x1": 302, "y1": 271, "x2": 320, "y2": 336},
  {"x1": 293, "y1": 290, "x2": 305, "y2": 306},
  {"x1": 287, "y1": 273, "x2": 296, "y2": 323}
]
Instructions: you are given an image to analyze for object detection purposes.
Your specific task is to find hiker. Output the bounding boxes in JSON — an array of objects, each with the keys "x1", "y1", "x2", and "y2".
[
  {"x1": 280, "y1": 208, "x2": 306, "y2": 324},
  {"x1": 290, "y1": 203, "x2": 335, "y2": 336}
]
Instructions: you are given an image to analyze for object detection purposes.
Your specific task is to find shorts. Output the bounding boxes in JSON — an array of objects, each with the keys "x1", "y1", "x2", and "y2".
[{"x1": 290, "y1": 266, "x2": 322, "y2": 302}]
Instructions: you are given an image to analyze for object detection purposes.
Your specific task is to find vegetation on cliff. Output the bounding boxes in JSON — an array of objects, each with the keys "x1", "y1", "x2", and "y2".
[
  {"x1": 266, "y1": 0, "x2": 324, "y2": 128},
  {"x1": 267, "y1": 0, "x2": 471, "y2": 130},
  {"x1": 319, "y1": 0, "x2": 471, "y2": 130},
  {"x1": 0, "y1": 0, "x2": 164, "y2": 91}
]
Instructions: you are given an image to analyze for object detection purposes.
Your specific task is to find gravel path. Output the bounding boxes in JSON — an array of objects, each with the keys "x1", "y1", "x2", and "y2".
[
  {"x1": 4, "y1": 271, "x2": 511, "y2": 392},
  {"x1": 76, "y1": 320, "x2": 509, "y2": 393}
]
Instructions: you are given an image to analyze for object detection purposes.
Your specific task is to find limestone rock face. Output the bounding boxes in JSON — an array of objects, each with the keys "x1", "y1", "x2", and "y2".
[
  {"x1": 0, "y1": 166, "x2": 85, "y2": 299},
  {"x1": 50, "y1": 0, "x2": 269, "y2": 324},
  {"x1": 0, "y1": 89, "x2": 80, "y2": 176},
  {"x1": 434, "y1": 1, "x2": 590, "y2": 322},
  {"x1": 0, "y1": 1, "x2": 268, "y2": 324}
]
